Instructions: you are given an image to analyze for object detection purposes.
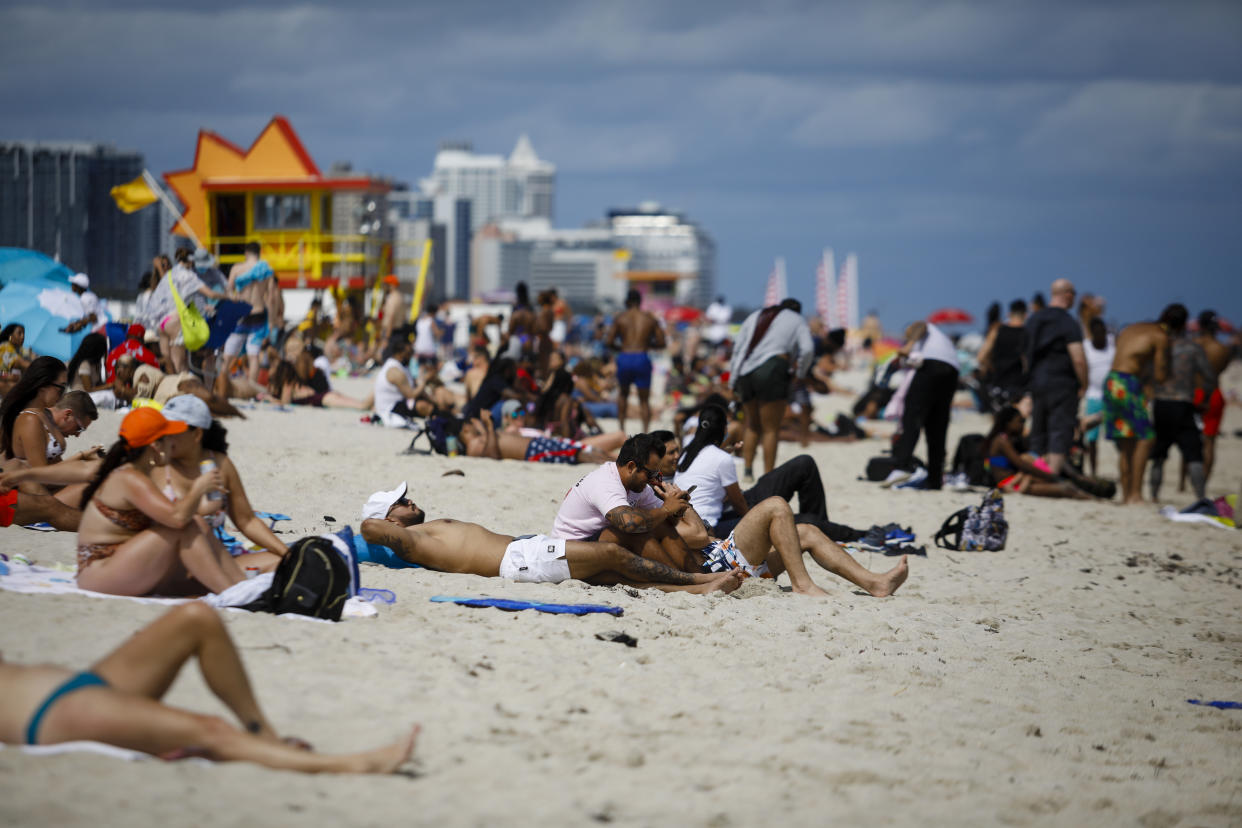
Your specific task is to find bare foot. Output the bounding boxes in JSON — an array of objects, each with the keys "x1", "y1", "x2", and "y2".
[
  {"x1": 708, "y1": 570, "x2": 744, "y2": 594},
  {"x1": 867, "y1": 556, "x2": 909, "y2": 597},
  {"x1": 791, "y1": 581, "x2": 834, "y2": 598},
  {"x1": 352, "y1": 724, "x2": 419, "y2": 774}
]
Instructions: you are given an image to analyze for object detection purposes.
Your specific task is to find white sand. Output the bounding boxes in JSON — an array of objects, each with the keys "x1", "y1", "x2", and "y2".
[{"x1": 2, "y1": 367, "x2": 1240, "y2": 826}]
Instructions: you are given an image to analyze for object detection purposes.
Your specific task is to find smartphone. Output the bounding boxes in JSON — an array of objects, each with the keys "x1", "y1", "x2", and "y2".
[{"x1": 684, "y1": 485, "x2": 697, "y2": 497}]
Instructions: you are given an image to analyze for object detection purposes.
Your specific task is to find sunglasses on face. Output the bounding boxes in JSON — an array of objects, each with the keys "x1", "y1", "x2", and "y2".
[
  {"x1": 395, "y1": 496, "x2": 412, "y2": 508},
  {"x1": 67, "y1": 413, "x2": 86, "y2": 436},
  {"x1": 641, "y1": 466, "x2": 663, "y2": 483}
]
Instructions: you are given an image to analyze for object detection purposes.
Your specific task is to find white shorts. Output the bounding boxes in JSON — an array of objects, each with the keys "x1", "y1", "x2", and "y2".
[{"x1": 499, "y1": 534, "x2": 570, "y2": 583}]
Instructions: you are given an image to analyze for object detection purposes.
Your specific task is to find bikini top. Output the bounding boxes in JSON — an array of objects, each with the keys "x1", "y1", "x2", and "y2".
[
  {"x1": 93, "y1": 499, "x2": 153, "y2": 532},
  {"x1": 18, "y1": 409, "x2": 64, "y2": 461}
]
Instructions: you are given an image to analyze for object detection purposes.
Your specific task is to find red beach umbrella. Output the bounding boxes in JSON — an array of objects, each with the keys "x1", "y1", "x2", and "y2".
[{"x1": 927, "y1": 308, "x2": 974, "y2": 325}]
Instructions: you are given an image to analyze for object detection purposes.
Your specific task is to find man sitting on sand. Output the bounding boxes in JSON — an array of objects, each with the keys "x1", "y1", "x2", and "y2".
[
  {"x1": 357, "y1": 480, "x2": 739, "y2": 594},
  {"x1": 552, "y1": 434, "x2": 908, "y2": 599}
]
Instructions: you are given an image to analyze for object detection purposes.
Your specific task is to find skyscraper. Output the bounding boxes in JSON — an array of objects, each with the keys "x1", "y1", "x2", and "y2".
[
  {"x1": 418, "y1": 136, "x2": 556, "y2": 300},
  {"x1": 608, "y1": 202, "x2": 716, "y2": 308},
  {"x1": 0, "y1": 141, "x2": 152, "y2": 296}
]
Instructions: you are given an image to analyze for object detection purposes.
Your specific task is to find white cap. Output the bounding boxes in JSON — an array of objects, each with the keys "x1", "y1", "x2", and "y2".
[
  {"x1": 361, "y1": 481, "x2": 408, "y2": 521},
  {"x1": 162, "y1": 394, "x2": 212, "y2": 429},
  {"x1": 69, "y1": 273, "x2": 90, "y2": 288}
]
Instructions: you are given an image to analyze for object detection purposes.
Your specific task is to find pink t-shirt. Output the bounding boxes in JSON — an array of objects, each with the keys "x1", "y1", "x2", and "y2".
[{"x1": 552, "y1": 463, "x2": 661, "y2": 539}]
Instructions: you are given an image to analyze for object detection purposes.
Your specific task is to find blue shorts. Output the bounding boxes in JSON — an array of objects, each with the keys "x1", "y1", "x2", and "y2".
[
  {"x1": 615, "y1": 352, "x2": 653, "y2": 389},
  {"x1": 224, "y1": 315, "x2": 269, "y2": 357}
]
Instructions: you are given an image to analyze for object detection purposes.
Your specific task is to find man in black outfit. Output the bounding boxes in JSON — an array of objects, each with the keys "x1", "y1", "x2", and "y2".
[
  {"x1": 886, "y1": 321, "x2": 961, "y2": 490},
  {"x1": 1024, "y1": 278, "x2": 1087, "y2": 475}
]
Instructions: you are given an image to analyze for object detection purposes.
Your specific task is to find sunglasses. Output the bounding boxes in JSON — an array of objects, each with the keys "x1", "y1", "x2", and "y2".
[
  {"x1": 395, "y1": 496, "x2": 412, "y2": 508},
  {"x1": 67, "y1": 413, "x2": 86, "y2": 436},
  {"x1": 640, "y1": 466, "x2": 663, "y2": 483},
  {"x1": 50, "y1": 382, "x2": 67, "y2": 392}
]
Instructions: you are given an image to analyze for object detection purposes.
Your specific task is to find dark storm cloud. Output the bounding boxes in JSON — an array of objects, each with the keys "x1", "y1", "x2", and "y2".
[{"x1": 3, "y1": 0, "x2": 1240, "y2": 323}]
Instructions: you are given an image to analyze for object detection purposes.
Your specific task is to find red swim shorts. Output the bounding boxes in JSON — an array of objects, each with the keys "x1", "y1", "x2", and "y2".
[
  {"x1": 1193, "y1": 387, "x2": 1225, "y2": 437},
  {"x1": 0, "y1": 488, "x2": 17, "y2": 528}
]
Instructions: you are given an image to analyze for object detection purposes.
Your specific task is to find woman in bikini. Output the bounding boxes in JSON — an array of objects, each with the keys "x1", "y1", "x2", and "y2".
[
  {"x1": 0, "y1": 356, "x2": 68, "y2": 465},
  {"x1": 75, "y1": 407, "x2": 246, "y2": 596},
  {"x1": 158, "y1": 394, "x2": 288, "y2": 573},
  {"x1": 986, "y1": 406, "x2": 1088, "y2": 499},
  {"x1": 0, "y1": 602, "x2": 417, "y2": 773}
]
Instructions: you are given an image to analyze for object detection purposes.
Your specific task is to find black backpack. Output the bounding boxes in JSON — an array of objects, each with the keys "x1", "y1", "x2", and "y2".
[
  {"x1": 951, "y1": 434, "x2": 990, "y2": 486},
  {"x1": 865, "y1": 454, "x2": 923, "y2": 482},
  {"x1": 244, "y1": 536, "x2": 353, "y2": 621}
]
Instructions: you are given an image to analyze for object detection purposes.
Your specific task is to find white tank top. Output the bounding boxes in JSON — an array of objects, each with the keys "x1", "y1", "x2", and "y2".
[
  {"x1": 373, "y1": 358, "x2": 409, "y2": 416},
  {"x1": 414, "y1": 317, "x2": 436, "y2": 356}
]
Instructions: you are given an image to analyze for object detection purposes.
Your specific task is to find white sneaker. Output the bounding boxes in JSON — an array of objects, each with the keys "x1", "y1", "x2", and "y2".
[
  {"x1": 895, "y1": 467, "x2": 929, "y2": 490},
  {"x1": 945, "y1": 472, "x2": 971, "y2": 491},
  {"x1": 882, "y1": 468, "x2": 913, "y2": 488}
]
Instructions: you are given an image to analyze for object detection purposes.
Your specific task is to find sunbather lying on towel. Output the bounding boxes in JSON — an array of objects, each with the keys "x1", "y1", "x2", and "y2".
[
  {"x1": 0, "y1": 603, "x2": 416, "y2": 773},
  {"x1": 358, "y1": 481, "x2": 741, "y2": 594}
]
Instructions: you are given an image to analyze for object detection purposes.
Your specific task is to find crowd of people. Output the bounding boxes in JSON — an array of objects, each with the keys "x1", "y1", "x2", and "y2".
[{"x1": 1, "y1": 247, "x2": 1237, "y2": 771}]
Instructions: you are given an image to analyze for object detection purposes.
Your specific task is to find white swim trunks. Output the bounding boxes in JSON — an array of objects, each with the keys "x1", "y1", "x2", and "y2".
[{"x1": 499, "y1": 534, "x2": 571, "y2": 583}]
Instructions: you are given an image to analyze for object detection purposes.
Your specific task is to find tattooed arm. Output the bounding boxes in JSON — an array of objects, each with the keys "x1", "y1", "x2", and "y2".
[{"x1": 605, "y1": 504, "x2": 674, "y2": 534}]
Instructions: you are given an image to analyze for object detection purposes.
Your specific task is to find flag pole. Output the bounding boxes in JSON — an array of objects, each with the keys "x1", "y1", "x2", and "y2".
[{"x1": 142, "y1": 169, "x2": 204, "y2": 251}]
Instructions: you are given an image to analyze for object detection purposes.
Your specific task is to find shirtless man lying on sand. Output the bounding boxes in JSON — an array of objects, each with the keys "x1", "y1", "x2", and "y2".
[{"x1": 358, "y1": 481, "x2": 740, "y2": 594}]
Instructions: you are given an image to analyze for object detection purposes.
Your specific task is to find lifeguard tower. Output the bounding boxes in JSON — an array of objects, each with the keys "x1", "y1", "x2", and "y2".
[{"x1": 164, "y1": 116, "x2": 392, "y2": 290}]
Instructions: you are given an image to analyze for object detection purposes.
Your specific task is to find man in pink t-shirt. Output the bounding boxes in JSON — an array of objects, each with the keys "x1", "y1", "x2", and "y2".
[{"x1": 553, "y1": 434, "x2": 699, "y2": 570}]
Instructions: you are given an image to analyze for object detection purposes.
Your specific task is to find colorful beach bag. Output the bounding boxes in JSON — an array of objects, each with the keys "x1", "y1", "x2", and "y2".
[
  {"x1": 935, "y1": 488, "x2": 1008, "y2": 551},
  {"x1": 167, "y1": 272, "x2": 210, "y2": 352}
]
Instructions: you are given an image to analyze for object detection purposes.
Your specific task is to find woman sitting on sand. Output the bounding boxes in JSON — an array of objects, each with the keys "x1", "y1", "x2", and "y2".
[
  {"x1": 671, "y1": 403, "x2": 751, "y2": 532},
  {"x1": 986, "y1": 406, "x2": 1088, "y2": 499},
  {"x1": 0, "y1": 602, "x2": 417, "y2": 773},
  {"x1": 158, "y1": 394, "x2": 288, "y2": 573},
  {"x1": 75, "y1": 407, "x2": 246, "y2": 596}
]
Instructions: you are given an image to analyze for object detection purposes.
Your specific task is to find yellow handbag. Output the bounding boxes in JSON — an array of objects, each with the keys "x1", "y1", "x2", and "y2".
[{"x1": 167, "y1": 272, "x2": 210, "y2": 351}]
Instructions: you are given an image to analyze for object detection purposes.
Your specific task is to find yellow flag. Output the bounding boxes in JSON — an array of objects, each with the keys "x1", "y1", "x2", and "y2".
[{"x1": 110, "y1": 176, "x2": 158, "y2": 213}]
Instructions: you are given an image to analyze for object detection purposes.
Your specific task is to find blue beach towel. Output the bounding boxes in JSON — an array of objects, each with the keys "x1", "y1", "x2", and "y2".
[
  {"x1": 1187, "y1": 699, "x2": 1242, "y2": 710},
  {"x1": 430, "y1": 595, "x2": 623, "y2": 616}
]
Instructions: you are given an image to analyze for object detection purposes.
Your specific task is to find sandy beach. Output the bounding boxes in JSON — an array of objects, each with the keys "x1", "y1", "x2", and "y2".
[{"x1": 2, "y1": 366, "x2": 1240, "y2": 827}]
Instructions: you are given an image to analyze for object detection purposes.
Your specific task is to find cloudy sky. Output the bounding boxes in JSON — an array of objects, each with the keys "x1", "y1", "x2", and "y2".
[{"x1": 3, "y1": 0, "x2": 1240, "y2": 326}]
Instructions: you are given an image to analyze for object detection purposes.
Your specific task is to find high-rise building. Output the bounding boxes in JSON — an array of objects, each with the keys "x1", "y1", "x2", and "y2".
[
  {"x1": 422, "y1": 136, "x2": 555, "y2": 232},
  {"x1": 418, "y1": 136, "x2": 556, "y2": 301},
  {"x1": 0, "y1": 141, "x2": 152, "y2": 296},
  {"x1": 607, "y1": 202, "x2": 716, "y2": 308}
]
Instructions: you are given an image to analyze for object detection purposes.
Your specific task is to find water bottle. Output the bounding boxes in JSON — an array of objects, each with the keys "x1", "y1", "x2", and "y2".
[
  {"x1": 200, "y1": 458, "x2": 224, "y2": 501},
  {"x1": 445, "y1": 436, "x2": 460, "y2": 457}
]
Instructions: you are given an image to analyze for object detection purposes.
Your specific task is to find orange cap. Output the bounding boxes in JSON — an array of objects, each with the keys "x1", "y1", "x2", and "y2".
[
  {"x1": 383, "y1": 274, "x2": 399, "y2": 286},
  {"x1": 119, "y1": 407, "x2": 188, "y2": 448}
]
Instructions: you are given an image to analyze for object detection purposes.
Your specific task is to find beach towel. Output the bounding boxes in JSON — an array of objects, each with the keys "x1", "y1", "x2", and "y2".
[
  {"x1": 1187, "y1": 699, "x2": 1242, "y2": 710},
  {"x1": 430, "y1": 595, "x2": 623, "y2": 616},
  {"x1": 1158, "y1": 506, "x2": 1234, "y2": 530},
  {"x1": 0, "y1": 559, "x2": 377, "y2": 618}
]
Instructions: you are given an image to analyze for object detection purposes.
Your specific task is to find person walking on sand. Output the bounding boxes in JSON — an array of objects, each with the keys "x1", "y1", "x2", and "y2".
[
  {"x1": 606, "y1": 289, "x2": 666, "y2": 434},
  {"x1": 357, "y1": 480, "x2": 740, "y2": 594},
  {"x1": 884, "y1": 320, "x2": 960, "y2": 490},
  {"x1": 728, "y1": 298, "x2": 813, "y2": 479},
  {"x1": 0, "y1": 603, "x2": 417, "y2": 773},
  {"x1": 1104, "y1": 314, "x2": 1169, "y2": 505},
  {"x1": 1192, "y1": 310, "x2": 1234, "y2": 488},
  {"x1": 1148, "y1": 304, "x2": 1215, "y2": 507},
  {"x1": 1023, "y1": 278, "x2": 1087, "y2": 477}
]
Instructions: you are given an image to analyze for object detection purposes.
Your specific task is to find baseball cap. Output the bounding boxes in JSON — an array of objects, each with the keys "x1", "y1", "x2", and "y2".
[
  {"x1": 119, "y1": 407, "x2": 188, "y2": 448},
  {"x1": 383, "y1": 274, "x2": 399, "y2": 286},
  {"x1": 69, "y1": 273, "x2": 90, "y2": 289},
  {"x1": 126, "y1": 323, "x2": 146, "y2": 341},
  {"x1": 361, "y1": 481, "x2": 408, "y2": 521},
  {"x1": 162, "y1": 394, "x2": 213, "y2": 429},
  {"x1": 500, "y1": 399, "x2": 523, "y2": 420}
]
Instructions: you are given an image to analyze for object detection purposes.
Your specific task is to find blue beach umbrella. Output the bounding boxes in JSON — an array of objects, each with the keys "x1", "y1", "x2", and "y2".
[
  {"x1": 0, "y1": 279, "x2": 88, "y2": 362},
  {"x1": 0, "y1": 248, "x2": 74, "y2": 287}
]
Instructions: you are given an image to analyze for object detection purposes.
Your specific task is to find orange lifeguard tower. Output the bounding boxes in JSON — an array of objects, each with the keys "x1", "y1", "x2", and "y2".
[{"x1": 164, "y1": 116, "x2": 391, "y2": 289}]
